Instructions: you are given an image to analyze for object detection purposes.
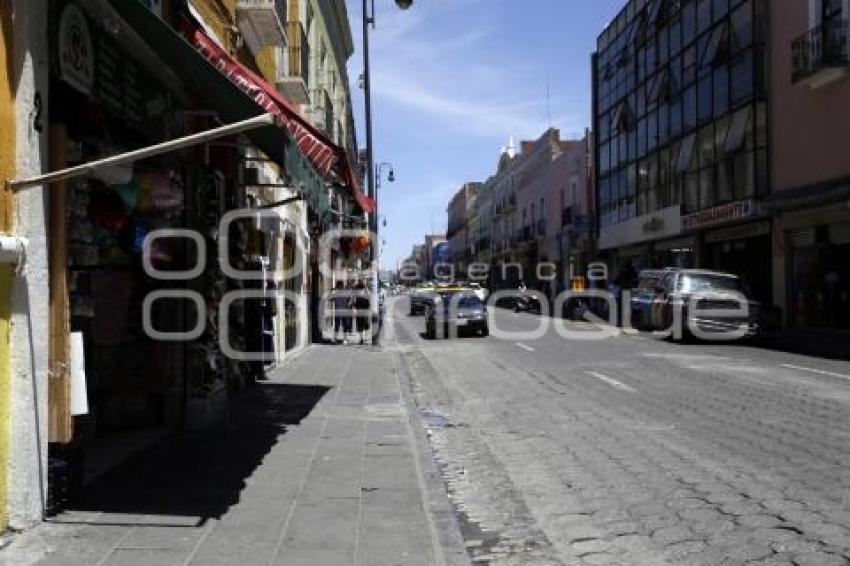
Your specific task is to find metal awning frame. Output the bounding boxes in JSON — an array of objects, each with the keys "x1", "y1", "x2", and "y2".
[{"x1": 8, "y1": 113, "x2": 277, "y2": 191}]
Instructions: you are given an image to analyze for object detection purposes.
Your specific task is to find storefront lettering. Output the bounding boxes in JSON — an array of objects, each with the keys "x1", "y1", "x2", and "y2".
[{"x1": 682, "y1": 199, "x2": 755, "y2": 230}]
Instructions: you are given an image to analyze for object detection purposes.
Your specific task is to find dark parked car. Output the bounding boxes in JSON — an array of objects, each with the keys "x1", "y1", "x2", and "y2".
[
  {"x1": 646, "y1": 269, "x2": 760, "y2": 340},
  {"x1": 408, "y1": 285, "x2": 436, "y2": 315},
  {"x1": 425, "y1": 291, "x2": 489, "y2": 339}
]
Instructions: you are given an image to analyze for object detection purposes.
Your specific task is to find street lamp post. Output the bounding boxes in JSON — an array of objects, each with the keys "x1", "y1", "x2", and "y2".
[{"x1": 361, "y1": 0, "x2": 411, "y2": 343}]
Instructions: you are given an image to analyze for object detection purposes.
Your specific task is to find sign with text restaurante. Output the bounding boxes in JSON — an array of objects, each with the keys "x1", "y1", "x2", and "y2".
[
  {"x1": 682, "y1": 199, "x2": 756, "y2": 230},
  {"x1": 187, "y1": 24, "x2": 339, "y2": 177}
]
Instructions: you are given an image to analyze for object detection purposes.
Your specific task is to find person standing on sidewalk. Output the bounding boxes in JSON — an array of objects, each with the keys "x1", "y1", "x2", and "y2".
[
  {"x1": 353, "y1": 280, "x2": 371, "y2": 344},
  {"x1": 332, "y1": 280, "x2": 351, "y2": 344}
]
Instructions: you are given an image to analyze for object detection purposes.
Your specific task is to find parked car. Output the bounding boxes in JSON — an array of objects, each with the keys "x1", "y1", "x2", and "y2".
[
  {"x1": 408, "y1": 284, "x2": 436, "y2": 315},
  {"x1": 425, "y1": 291, "x2": 489, "y2": 339},
  {"x1": 647, "y1": 269, "x2": 760, "y2": 340},
  {"x1": 467, "y1": 282, "x2": 488, "y2": 302}
]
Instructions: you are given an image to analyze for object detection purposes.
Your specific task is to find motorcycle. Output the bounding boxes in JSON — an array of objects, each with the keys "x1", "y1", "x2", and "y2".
[{"x1": 513, "y1": 291, "x2": 542, "y2": 313}]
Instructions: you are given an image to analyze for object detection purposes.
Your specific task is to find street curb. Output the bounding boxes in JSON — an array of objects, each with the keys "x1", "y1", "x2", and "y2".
[{"x1": 393, "y1": 350, "x2": 471, "y2": 566}]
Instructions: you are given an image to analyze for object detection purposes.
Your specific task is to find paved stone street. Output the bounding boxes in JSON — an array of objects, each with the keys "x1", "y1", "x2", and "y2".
[
  {"x1": 2, "y1": 342, "x2": 467, "y2": 566},
  {"x1": 386, "y1": 297, "x2": 850, "y2": 566},
  {"x1": 4, "y1": 295, "x2": 850, "y2": 566}
]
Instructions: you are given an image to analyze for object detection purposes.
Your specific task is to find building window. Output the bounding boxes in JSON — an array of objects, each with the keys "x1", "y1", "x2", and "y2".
[
  {"x1": 684, "y1": 84, "x2": 697, "y2": 129},
  {"x1": 717, "y1": 159, "x2": 734, "y2": 202},
  {"x1": 676, "y1": 133, "x2": 697, "y2": 173},
  {"x1": 734, "y1": 150, "x2": 755, "y2": 199},
  {"x1": 670, "y1": 96, "x2": 683, "y2": 136},
  {"x1": 684, "y1": 172, "x2": 699, "y2": 212},
  {"x1": 682, "y1": 0, "x2": 696, "y2": 39},
  {"x1": 714, "y1": 113, "x2": 730, "y2": 155},
  {"x1": 731, "y1": 0, "x2": 753, "y2": 50},
  {"x1": 697, "y1": 0, "x2": 712, "y2": 33},
  {"x1": 730, "y1": 49, "x2": 753, "y2": 102},
  {"x1": 824, "y1": 0, "x2": 843, "y2": 24},
  {"x1": 683, "y1": 45, "x2": 697, "y2": 84},
  {"x1": 723, "y1": 105, "x2": 752, "y2": 154},
  {"x1": 612, "y1": 99, "x2": 636, "y2": 133},
  {"x1": 658, "y1": 102, "x2": 670, "y2": 144},
  {"x1": 659, "y1": 147, "x2": 672, "y2": 206},
  {"x1": 701, "y1": 23, "x2": 730, "y2": 68},
  {"x1": 712, "y1": 0, "x2": 728, "y2": 23},
  {"x1": 697, "y1": 72, "x2": 713, "y2": 122},
  {"x1": 648, "y1": 110, "x2": 659, "y2": 150},
  {"x1": 699, "y1": 123, "x2": 715, "y2": 168},
  {"x1": 699, "y1": 166, "x2": 714, "y2": 208},
  {"x1": 670, "y1": 18, "x2": 682, "y2": 55},
  {"x1": 713, "y1": 66, "x2": 729, "y2": 116}
]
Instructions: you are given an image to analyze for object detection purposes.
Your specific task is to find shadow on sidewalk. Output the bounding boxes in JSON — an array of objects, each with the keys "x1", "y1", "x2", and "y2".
[{"x1": 57, "y1": 383, "x2": 330, "y2": 527}]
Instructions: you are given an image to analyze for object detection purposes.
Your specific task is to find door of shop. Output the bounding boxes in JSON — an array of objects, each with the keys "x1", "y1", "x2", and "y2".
[{"x1": 790, "y1": 224, "x2": 850, "y2": 330}]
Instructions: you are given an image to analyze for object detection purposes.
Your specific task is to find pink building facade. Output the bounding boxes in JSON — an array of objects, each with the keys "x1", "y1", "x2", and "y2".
[
  {"x1": 512, "y1": 130, "x2": 595, "y2": 294},
  {"x1": 768, "y1": 0, "x2": 850, "y2": 330},
  {"x1": 446, "y1": 183, "x2": 481, "y2": 276}
]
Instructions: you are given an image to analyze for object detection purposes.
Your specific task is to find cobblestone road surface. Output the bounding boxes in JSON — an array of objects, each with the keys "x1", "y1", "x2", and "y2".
[{"x1": 388, "y1": 297, "x2": 850, "y2": 566}]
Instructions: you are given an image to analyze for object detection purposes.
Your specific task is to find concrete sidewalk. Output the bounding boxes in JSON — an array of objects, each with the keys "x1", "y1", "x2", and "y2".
[{"x1": 2, "y1": 344, "x2": 468, "y2": 566}]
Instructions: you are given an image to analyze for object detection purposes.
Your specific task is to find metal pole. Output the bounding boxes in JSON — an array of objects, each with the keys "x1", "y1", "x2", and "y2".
[
  {"x1": 8, "y1": 113, "x2": 276, "y2": 191},
  {"x1": 362, "y1": 0, "x2": 380, "y2": 341}
]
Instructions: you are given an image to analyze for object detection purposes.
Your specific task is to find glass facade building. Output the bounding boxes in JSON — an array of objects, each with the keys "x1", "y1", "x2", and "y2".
[{"x1": 594, "y1": 0, "x2": 770, "y2": 230}]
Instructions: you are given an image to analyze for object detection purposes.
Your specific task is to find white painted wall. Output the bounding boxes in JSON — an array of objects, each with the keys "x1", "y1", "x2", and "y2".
[{"x1": 7, "y1": 0, "x2": 50, "y2": 530}]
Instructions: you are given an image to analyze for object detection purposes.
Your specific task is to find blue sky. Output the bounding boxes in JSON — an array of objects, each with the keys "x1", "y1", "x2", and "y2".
[{"x1": 346, "y1": 0, "x2": 624, "y2": 269}]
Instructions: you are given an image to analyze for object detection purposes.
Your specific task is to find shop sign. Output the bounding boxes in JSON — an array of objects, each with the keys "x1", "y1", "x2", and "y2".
[
  {"x1": 682, "y1": 199, "x2": 757, "y2": 231},
  {"x1": 58, "y1": 3, "x2": 94, "y2": 95}
]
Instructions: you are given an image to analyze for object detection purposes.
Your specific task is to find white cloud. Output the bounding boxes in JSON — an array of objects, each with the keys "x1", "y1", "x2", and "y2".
[{"x1": 353, "y1": 2, "x2": 584, "y2": 140}]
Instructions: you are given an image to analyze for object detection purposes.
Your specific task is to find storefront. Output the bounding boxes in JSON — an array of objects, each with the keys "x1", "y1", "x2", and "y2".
[
  {"x1": 598, "y1": 204, "x2": 682, "y2": 279},
  {"x1": 679, "y1": 199, "x2": 772, "y2": 303},
  {"x1": 701, "y1": 221, "x2": 772, "y2": 304},
  {"x1": 44, "y1": 1, "x2": 272, "y2": 500},
  {"x1": 20, "y1": 0, "x2": 369, "y2": 512},
  {"x1": 774, "y1": 201, "x2": 850, "y2": 330},
  {"x1": 650, "y1": 236, "x2": 697, "y2": 270}
]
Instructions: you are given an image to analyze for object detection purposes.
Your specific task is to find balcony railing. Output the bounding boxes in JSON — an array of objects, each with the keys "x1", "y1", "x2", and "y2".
[
  {"x1": 236, "y1": 0, "x2": 287, "y2": 54},
  {"x1": 277, "y1": 21, "x2": 309, "y2": 104},
  {"x1": 792, "y1": 18, "x2": 849, "y2": 85}
]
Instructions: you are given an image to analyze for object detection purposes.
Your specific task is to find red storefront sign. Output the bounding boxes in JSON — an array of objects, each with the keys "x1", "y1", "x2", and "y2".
[{"x1": 682, "y1": 199, "x2": 755, "y2": 230}]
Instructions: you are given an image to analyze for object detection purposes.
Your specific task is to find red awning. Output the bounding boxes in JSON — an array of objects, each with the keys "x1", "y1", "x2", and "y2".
[{"x1": 182, "y1": 19, "x2": 375, "y2": 214}]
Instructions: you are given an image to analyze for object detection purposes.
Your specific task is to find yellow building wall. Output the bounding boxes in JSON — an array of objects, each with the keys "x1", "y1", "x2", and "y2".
[
  {"x1": 188, "y1": 0, "x2": 278, "y2": 83},
  {"x1": 0, "y1": 0, "x2": 15, "y2": 532}
]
